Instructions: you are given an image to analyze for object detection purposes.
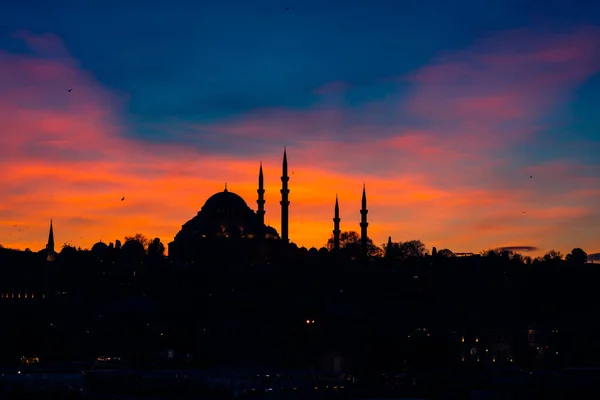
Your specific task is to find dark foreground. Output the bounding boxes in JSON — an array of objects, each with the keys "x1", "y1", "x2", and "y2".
[{"x1": 2, "y1": 365, "x2": 600, "y2": 399}]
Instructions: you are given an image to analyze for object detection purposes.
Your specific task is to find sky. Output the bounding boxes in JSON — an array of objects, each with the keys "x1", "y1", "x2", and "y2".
[{"x1": 1, "y1": 0, "x2": 599, "y2": 257}]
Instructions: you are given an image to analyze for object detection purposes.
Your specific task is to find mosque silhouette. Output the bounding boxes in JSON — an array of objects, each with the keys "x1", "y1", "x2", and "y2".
[{"x1": 167, "y1": 148, "x2": 371, "y2": 261}]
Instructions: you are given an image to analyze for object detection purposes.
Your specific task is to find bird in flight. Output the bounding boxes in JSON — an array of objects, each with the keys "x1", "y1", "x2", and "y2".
[
  {"x1": 286, "y1": 7, "x2": 290, "y2": 11},
  {"x1": 121, "y1": 197, "x2": 125, "y2": 201},
  {"x1": 530, "y1": 176, "x2": 532, "y2": 178},
  {"x1": 67, "y1": 89, "x2": 72, "y2": 92}
]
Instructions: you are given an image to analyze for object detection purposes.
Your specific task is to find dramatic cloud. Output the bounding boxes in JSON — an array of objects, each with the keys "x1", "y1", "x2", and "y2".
[
  {"x1": 1, "y1": 27, "x2": 599, "y2": 256},
  {"x1": 497, "y1": 246, "x2": 539, "y2": 253}
]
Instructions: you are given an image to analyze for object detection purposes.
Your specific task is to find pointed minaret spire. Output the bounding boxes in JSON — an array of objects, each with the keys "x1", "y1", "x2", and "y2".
[
  {"x1": 46, "y1": 219, "x2": 56, "y2": 261},
  {"x1": 47, "y1": 219, "x2": 54, "y2": 250},
  {"x1": 360, "y1": 184, "x2": 369, "y2": 255},
  {"x1": 280, "y1": 147, "x2": 290, "y2": 243},
  {"x1": 224, "y1": 182, "x2": 228, "y2": 192},
  {"x1": 333, "y1": 194, "x2": 341, "y2": 251},
  {"x1": 257, "y1": 162, "x2": 265, "y2": 225}
]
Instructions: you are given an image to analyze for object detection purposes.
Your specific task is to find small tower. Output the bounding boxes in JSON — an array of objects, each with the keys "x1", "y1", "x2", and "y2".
[
  {"x1": 46, "y1": 219, "x2": 56, "y2": 262},
  {"x1": 360, "y1": 185, "x2": 369, "y2": 255},
  {"x1": 280, "y1": 148, "x2": 290, "y2": 243},
  {"x1": 333, "y1": 195, "x2": 341, "y2": 251},
  {"x1": 257, "y1": 162, "x2": 265, "y2": 225},
  {"x1": 385, "y1": 236, "x2": 393, "y2": 258}
]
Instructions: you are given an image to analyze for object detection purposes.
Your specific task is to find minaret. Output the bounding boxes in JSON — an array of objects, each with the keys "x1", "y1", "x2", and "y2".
[
  {"x1": 46, "y1": 219, "x2": 56, "y2": 261},
  {"x1": 280, "y1": 148, "x2": 290, "y2": 243},
  {"x1": 257, "y1": 162, "x2": 265, "y2": 225},
  {"x1": 360, "y1": 184, "x2": 369, "y2": 255},
  {"x1": 333, "y1": 195, "x2": 341, "y2": 251}
]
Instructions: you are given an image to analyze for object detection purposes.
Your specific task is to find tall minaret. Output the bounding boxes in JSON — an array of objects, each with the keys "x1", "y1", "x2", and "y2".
[
  {"x1": 46, "y1": 219, "x2": 55, "y2": 261},
  {"x1": 280, "y1": 147, "x2": 290, "y2": 243},
  {"x1": 360, "y1": 184, "x2": 369, "y2": 255},
  {"x1": 333, "y1": 195, "x2": 341, "y2": 251},
  {"x1": 257, "y1": 162, "x2": 265, "y2": 225}
]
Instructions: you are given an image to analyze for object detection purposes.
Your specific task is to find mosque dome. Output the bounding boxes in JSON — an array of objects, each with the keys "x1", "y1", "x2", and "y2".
[
  {"x1": 201, "y1": 189, "x2": 251, "y2": 215},
  {"x1": 91, "y1": 241, "x2": 108, "y2": 253},
  {"x1": 171, "y1": 188, "x2": 279, "y2": 245},
  {"x1": 167, "y1": 153, "x2": 290, "y2": 262}
]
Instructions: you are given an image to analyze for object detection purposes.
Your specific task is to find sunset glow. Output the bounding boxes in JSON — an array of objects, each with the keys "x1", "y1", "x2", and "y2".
[{"x1": 1, "y1": 17, "x2": 599, "y2": 256}]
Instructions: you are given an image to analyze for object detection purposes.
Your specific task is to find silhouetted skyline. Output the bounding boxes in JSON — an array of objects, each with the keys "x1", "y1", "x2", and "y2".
[{"x1": 1, "y1": 0, "x2": 599, "y2": 256}]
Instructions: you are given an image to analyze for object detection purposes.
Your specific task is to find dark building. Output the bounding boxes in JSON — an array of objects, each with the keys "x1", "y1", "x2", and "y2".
[{"x1": 168, "y1": 150, "x2": 289, "y2": 262}]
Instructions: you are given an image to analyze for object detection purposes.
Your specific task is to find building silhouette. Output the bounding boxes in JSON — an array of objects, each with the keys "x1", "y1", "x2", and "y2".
[
  {"x1": 333, "y1": 195, "x2": 341, "y2": 251},
  {"x1": 166, "y1": 148, "x2": 374, "y2": 260},
  {"x1": 280, "y1": 148, "x2": 290, "y2": 243},
  {"x1": 46, "y1": 219, "x2": 56, "y2": 262},
  {"x1": 360, "y1": 185, "x2": 369, "y2": 255}
]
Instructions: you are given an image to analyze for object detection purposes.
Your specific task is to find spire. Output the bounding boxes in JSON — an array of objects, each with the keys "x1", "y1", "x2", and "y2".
[
  {"x1": 362, "y1": 183, "x2": 367, "y2": 209},
  {"x1": 46, "y1": 219, "x2": 55, "y2": 262},
  {"x1": 47, "y1": 219, "x2": 54, "y2": 248},
  {"x1": 360, "y1": 185, "x2": 369, "y2": 256},
  {"x1": 280, "y1": 147, "x2": 290, "y2": 243},
  {"x1": 333, "y1": 194, "x2": 341, "y2": 251},
  {"x1": 257, "y1": 162, "x2": 265, "y2": 225},
  {"x1": 224, "y1": 182, "x2": 228, "y2": 192}
]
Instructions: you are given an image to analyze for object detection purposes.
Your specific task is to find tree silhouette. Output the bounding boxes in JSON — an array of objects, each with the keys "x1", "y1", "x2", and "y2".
[
  {"x1": 543, "y1": 249, "x2": 563, "y2": 262},
  {"x1": 148, "y1": 238, "x2": 165, "y2": 257},
  {"x1": 325, "y1": 231, "x2": 382, "y2": 257},
  {"x1": 566, "y1": 248, "x2": 587, "y2": 264},
  {"x1": 60, "y1": 244, "x2": 78, "y2": 259},
  {"x1": 481, "y1": 249, "x2": 501, "y2": 258},
  {"x1": 115, "y1": 239, "x2": 122, "y2": 250},
  {"x1": 383, "y1": 239, "x2": 428, "y2": 260},
  {"x1": 511, "y1": 252, "x2": 524, "y2": 263},
  {"x1": 124, "y1": 233, "x2": 150, "y2": 249},
  {"x1": 437, "y1": 248, "x2": 455, "y2": 258}
]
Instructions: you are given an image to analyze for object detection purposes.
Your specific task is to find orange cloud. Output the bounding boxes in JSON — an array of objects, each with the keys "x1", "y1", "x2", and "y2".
[{"x1": 1, "y1": 29, "x2": 599, "y2": 258}]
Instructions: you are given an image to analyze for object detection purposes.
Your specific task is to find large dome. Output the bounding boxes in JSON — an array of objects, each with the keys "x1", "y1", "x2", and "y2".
[
  {"x1": 171, "y1": 187, "x2": 279, "y2": 243},
  {"x1": 201, "y1": 189, "x2": 250, "y2": 214}
]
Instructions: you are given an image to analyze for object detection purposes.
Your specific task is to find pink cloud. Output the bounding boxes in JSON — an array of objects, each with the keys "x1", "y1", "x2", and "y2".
[{"x1": 12, "y1": 30, "x2": 71, "y2": 58}]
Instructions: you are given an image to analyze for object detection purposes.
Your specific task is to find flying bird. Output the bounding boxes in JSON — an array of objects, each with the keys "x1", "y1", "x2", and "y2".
[
  {"x1": 67, "y1": 89, "x2": 72, "y2": 92},
  {"x1": 530, "y1": 176, "x2": 532, "y2": 178},
  {"x1": 286, "y1": 7, "x2": 290, "y2": 11},
  {"x1": 121, "y1": 197, "x2": 125, "y2": 201}
]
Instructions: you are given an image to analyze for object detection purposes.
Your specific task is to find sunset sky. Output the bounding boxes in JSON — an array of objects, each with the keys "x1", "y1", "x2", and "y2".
[{"x1": 1, "y1": 0, "x2": 599, "y2": 256}]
